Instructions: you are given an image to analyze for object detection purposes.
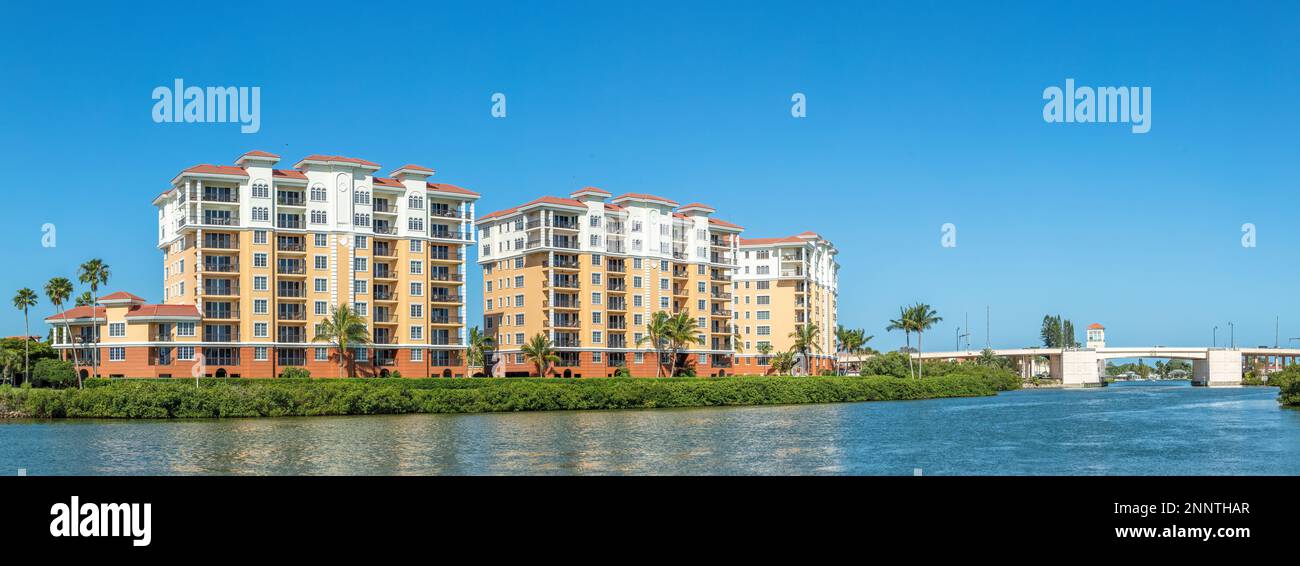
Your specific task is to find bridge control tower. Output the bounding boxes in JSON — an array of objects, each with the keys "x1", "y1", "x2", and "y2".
[{"x1": 1086, "y1": 323, "x2": 1106, "y2": 349}]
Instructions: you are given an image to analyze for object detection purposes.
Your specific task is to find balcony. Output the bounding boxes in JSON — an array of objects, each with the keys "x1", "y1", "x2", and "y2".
[
  {"x1": 373, "y1": 310, "x2": 396, "y2": 324},
  {"x1": 548, "y1": 297, "x2": 581, "y2": 309},
  {"x1": 276, "y1": 263, "x2": 307, "y2": 275},
  {"x1": 430, "y1": 230, "x2": 470, "y2": 241},
  {"x1": 373, "y1": 267, "x2": 399, "y2": 280},
  {"x1": 672, "y1": 268, "x2": 689, "y2": 278},
  {"x1": 203, "y1": 328, "x2": 239, "y2": 342},
  {"x1": 607, "y1": 281, "x2": 627, "y2": 292},
  {"x1": 276, "y1": 217, "x2": 304, "y2": 230},
  {"x1": 277, "y1": 329, "x2": 306, "y2": 343},
  {"x1": 545, "y1": 256, "x2": 580, "y2": 269},
  {"x1": 554, "y1": 337, "x2": 581, "y2": 348},
  {"x1": 277, "y1": 239, "x2": 305, "y2": 252},
  {"x1": 373, "y1": 244, "x2": 395, "y2": 257},
  {"x1": 202, "y1": 283, "x2": 239, "y2": 296},
  {"x1": 607, "y1": 262, "x2": 626, "y2": 273},
  {"x1": 198, "y1": 215, "x2": 238, "y2": 226},
  {"x1": 373, "y1": 224, "x2": 398, "y2": 235},
  {"x1": 430, "y1": 250, "x2": 465, "y2": 261},
  {"x1": 549, "y1": 277, "x2": 580, "y2": 289},
  {"x1": 607, "y1": 301, "x2": 627, "y2": 311},
  {"x1": 429, "y1": 315, "x2": 462, "y2": 325},
  {"x1": 277, "y1": 286, "x2": 306, "y2": 299},
  {"x1": 276, "y1": 193, "x2": 305, "y2": 207},
  {"x1": 711, "y1": 291, "x2": 733, "y2": 300},
  {"x1": 277, "y1": 310, "x2": 307, "y2": 322},
  {"x1": 672, "y1": 286, "x2": 688, "y2": 297},
  {"x1": 201, "y1": 236, "x2": 238, "y2": 250},
  {"x1": 429, "y1": 294, "x2": 462, "y2": 304},
  {"x1": 710, "y1": 308, "x2": 733, "y2": 317},
  {"x1": 429, "y1": 272, "x2": 463, "y2": 283},
  {"x1": 201, "y1": 190, "x2": 238, "y2": 203},
  {"x1": 202, "y1": 261, "x2": 238, "y2": 273},
  {"x1": 372, "y1": 200, "x2": 395, "y2": 214},
  {"x1": 430, "y1": 207, "x2": 464, "y2": 219},
  {"x1": 373, "y1": 290, "x2": 399, "y2": 302},
  {"x1": 781, "y1": 269, "x2": 805, "y2": 277},
  {"x1": 203, "y1": 307, "x2": 240, "y2": 320}
]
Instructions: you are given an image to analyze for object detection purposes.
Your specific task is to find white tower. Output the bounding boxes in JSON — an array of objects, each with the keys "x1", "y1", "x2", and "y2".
[{"x1": 1086, "y1": 323, "x2": 1106, "y2": 349}]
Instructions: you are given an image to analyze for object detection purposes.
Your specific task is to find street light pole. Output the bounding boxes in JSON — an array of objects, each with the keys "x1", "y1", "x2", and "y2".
[
  {"x1": 1229, "y1": 322, "x2": 1235, "y2": 349},
  {"x1": 1213, "y1": 326, "x2": 1218, "y2": 348}
]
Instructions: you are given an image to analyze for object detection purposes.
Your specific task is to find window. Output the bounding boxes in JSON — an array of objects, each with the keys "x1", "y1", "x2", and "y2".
[
  {"x1": 410, "y1": 349, "x2": 423, "y2": 362},
  {"x1": 659, "y1": 297, "x2": 669, "y2": 309},
  {"x1": 410, "y1": 304, "x2": 423, "y2": 318},
  {"x1": 252, "y1": 181, "x2": 269, "y2": 198},
  {"x1": 253, "y1": 253, "x2": 268, "y2": 268},
  {"x1": 314, "y1": 255, "x2": 328, "y2": 269},
  {"x1": 255, "y1": 347, "x2": 268, "y2": 361},
  {"x1": 354, "y1": 280, "x2": 367, "y2": 294},
  {"x1": 757, "y1": 311, "x2": 770, "y2": 320},
  {"x1": 314, "y1": 233, "x2": 328, "y2": 247},
  {"x1": 354, "y1": 213, "x2": 371, "y2": 227},
  {"x1": 311, "y1": 184, "x2": 327, "y2": 202},
  {"x1": 591, "y1": 292, "x2": 602, "y2": 305},
  {"x1": 108, "y1": 322, "x2": 125, "y2": 337},
  {"x1": 590, "y1": 215, "x2": 601, "y2": 227},
  {"x1": 757, "y1": 326, "x2": 771, "y2": 336},
  {"x1": 757, "y1": 296, "x2": 771, "y2": 305},
  {"x1": 354, "y1": 258, "x2": 368, "y2": 272},
  {"x1": 409, "y1": 240, "x2": 423, "y2": 253},
  {"x1": 410, "y1": 326, "x2": 423, "y2": 340},
  {"x1": 315, "y1": 301, "x2": 328, "y2": 315},
  {"x1": 354, "y1": 235, "x2": 368, "y2": 249},
  {"x1": 592, "y1": 311, "x2": 603, "y2": 324},
  {"x1": 254, "y1": 299, "x2": 268, "y2": 314},
  {"x1": 353, "y1": 303, "x2": 368, "y2": 317},
  {"x1": 254, "y1": 276, "x2": 268, "y2": 291},
  {"x1": 514, "y1": 294, "x2": 524, "y2": 308},
  {"x1": 314, "y1": 278, "x2": 328, "y2": 292},
  {"x1": 514, "y1": 313, "x2": 524, "y2": 326},
  {"x1": 408, "y1": 217, "x2": 424, "y2": 231},
  {"x1": 315, "y1": 348, "x2": 330, "y2": 361},
  {"x1": 253, "y1": 322, "x2": 268, "y2": 338},
  {"x1": 310, "y1": 210, "x2": 327, "y2": 224},
  {"x1": 410, "y1": 282, "x2": 423, "y2": 296},
  {"x1": 514, "y1": 275, "x2": 524, "y2": 288},
  {"x1": 592, "y1": 331, "x2": 603, "y2": 344},
  {"x1": 592, "y1": 273, "x2": 602, "y2": 285},
  {"x1": 109, "y1": 347, "x2": 125, "y2": 361},
  {"x1": 252, "y1": 207, "x2": 269, "y2": 222},
  {"x1": 409, "y1": 261, "x2": 423, "y2": 275},
  {"x1": 253, "y1": 230, "x2": 268, "y2": 244},
  {"x1": 408, "y1": 194, "x2": 424, "y2": 209},
  {"x1": 354, "y1": 348, "x2": 369, "y2": 362},
  {"x1": 178, "y1": 346, "x2": 195, "y2": 361},
  {"x1": 177, "y1": 322, "x2": 195, "y2": 337},
  {"x1": 354, "y1": 190, "x2": 371, "y2": 205}
]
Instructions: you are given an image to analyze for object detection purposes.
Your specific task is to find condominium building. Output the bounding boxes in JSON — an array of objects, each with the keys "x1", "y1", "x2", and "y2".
[
  {"x1": 732, "y1": 232, "x2": 838, "y2": 374},
  {"x1": 476, "y1": 188, "x2": 743, "y2": 377},
  {"x1": 47, "y1": 151, "x2": 479, "y2": 378}
]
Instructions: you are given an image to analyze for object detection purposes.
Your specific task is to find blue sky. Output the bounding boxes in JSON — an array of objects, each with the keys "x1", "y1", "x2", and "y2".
[{"x1": 2, "y1": 1, "x2": 1297, "y2": 352}]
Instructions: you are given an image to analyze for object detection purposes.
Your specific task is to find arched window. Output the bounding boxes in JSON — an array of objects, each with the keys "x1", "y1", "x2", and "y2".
[
  {"x1": 251, "y1": 180, "x2": 269, "y2": 199},
  {"x1": 310, "y1": 184, "x2": 327, "y2": 202},
  {"x1": 408, "y1": 193, "x2": 424, "y2": 210}
]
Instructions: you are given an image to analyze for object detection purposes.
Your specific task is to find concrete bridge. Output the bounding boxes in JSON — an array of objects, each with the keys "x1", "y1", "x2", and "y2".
[{"x1": 907, "y1": 347, "x2": 1300, "y2": 386}]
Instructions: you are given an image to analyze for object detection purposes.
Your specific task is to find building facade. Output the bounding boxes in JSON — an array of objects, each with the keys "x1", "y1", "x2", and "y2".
[
  {"x1": 732, "y1": 232, "x2": 838, "y2": 374},
  {"x1": 47, "y1": 151, "x2": 479, "y2": 378},
  {"x1": 476, "y1": 188, "x2": 742, "y2": 377}
]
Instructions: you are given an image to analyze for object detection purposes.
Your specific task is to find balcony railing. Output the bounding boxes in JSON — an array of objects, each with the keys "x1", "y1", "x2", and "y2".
[
  {"x1": 429, "y1": 273, "x2": 463, "y2": 282},
  {"x1": 373, "y1": 225, "x2": 398, "y2": 235},
  {"x1": 277, "y1": 194, "x2": 305, "y2": 206},
  {"x1": 430, "y1": 231, "x2": 470, "y2": 241},
  {"x1": 429, "y1": 251, "x2": 465, "y2": 261},
  {"x1": 429, "y1": 315, "x2": 462, "y2": 324},
  {"x1": 201, "y1": 237, "x2": 238, "y2": 249},
  {"x1": 277, "y1": 241, "x2": 305, "y2": 252},
  {"x1": 373, "y1": 291, "x2": 399, "y2": 301},
  {"x1": 430, "y1": 208, "x2": 465, "y2": 219},
  {"x1": 277, "y1": 311, "x2": 307, "y2": 321},
  {"x1": 198, "y1": 216, "x2": 238, "y2": 226},
  {"x1": 203, "y1": 262, "x2": 238, "y2": 273},
  {"x1": 551, "y1": 318, "x2": 580, "y2": 328},
  {"x1": 277, "y1": 263, "x2": 306, "y2": 275},
  {"x1": 201, "y1": 192, "x2": 238, "y2": 203},
  {"x1": 276, "y1": 218, "x2": 304, "y2": 229},
  {"x1": 429, "y1": 294, "x2": 462, "y2": 303},
  {"x1": 203, "y1": 308, "x2": 240, "y2": 320}
]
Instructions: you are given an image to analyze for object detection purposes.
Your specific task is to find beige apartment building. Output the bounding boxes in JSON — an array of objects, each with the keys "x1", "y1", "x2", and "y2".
[
  {"x1": 476, "y1": 188, "x2": 743, "y2": 377},
  {"x1": 732, "y1": 232, "x2": 838, "y2": 374},
  {"x1": 48, "y1": 150, "x2": 479, "y2": 378}
]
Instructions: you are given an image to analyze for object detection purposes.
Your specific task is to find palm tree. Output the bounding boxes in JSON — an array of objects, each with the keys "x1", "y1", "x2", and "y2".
[
  {"x1": 788, "y1": 323, "x2": 822, "y2": 375},
  {"x1": 0, "y1": 349, "x2": 20, "y2": 386},
  {"x1": 636, "y1": 311, "x2": 672, "y2": 377},
  {"x1": 44, "y1": 277, "x2": 74, "y2": 386},
  {"x1": 12, "y1": 288, "x2": 37, "y2": 386},
  {"x1": 756, "y1": 342, "x2": 773, "y2": 373},
  {"x1": 886, "y1": 306, "x2": 915, "y2": 379},
  {"x1": 770, "y1": 351, "x2": 797, "y2": 374},
  {"x1": 520, "y1": 333, "x2": 560, "y2": 377},
  {"x1": 76, "y1": 259, "x2": 110, "y2": 378},
  {"x1": 311, "y1": 304, "x2": 370, "y2": 378},
  {"x1": 466, "y1": 326, "x2": 495, "y2": 370},
  {"x1": 908, "y1": 303, "x2": 943, "y2": 378},
  {"x1": 664, "y1": 311, "x2": 700, "y2": 377},
  {"x1": 74, "y1": 291, "x2": 94, "y2": 307}
]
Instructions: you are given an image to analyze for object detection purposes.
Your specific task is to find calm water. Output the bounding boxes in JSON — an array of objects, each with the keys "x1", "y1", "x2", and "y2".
[{"x1": 3, "y1": 381, "x2": 1299, "y2": 475}]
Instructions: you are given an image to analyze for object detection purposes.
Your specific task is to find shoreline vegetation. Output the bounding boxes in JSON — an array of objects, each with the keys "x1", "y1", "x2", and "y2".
[{"x1": 0, "y1": 370, "x2": 1021, "y2": 419}]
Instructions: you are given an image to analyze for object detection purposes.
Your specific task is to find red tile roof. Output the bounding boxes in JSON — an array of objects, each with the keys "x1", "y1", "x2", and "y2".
[
  {"x1": 604, "y1": 203, "x2": 624, "y2": 211},
  {"x1": 1088, "y1": 323, "x2": 1104, "y2": 330},
  {"x1": 45, "y1": 306, "x2": 106, "y2": 321},
  {"x1": 272, "y1": 169, "x2": 307, "y2": 180},
  {"x1": 708, "y1": 217, "x2": 743, "y2": 230},
  {"x1": 391, "y1": 164, "x2": 434, "y2": 175},
  {"x1": 98, "y1": 291, "x2": 147, "y2": 302},
  {"x1": 125, "y1": 304, "x2": 201, "y2": 319},
  {"x1": 181, "y1": 164, "x2": 248, "y2": 177},
  {"x1": 374, "y1": 177, "x2": 405, "y2": 188},
  {"x1": 481, "y1": 196, "x2": 585, "y2": 221},
  {"x1": 740, "y1": 236, "x2": 802, "y2": 246},
  {"x1": 612, "y1": 192, "x2": 679, "y2": 206},
  {"x1": 240, "y1": 150, "x2": 280, "y2": 159},
  {"x1": 426, "y1": 183, "x2": 480, "y2": 197},
  {"x1": 677, "y1": 202, "x2": 716, "y2": 212},
  {"x1": 570, "y1": 186, "x2": 611, "y2": 198},
  {"x1": 297, "y1": 154, "x2": 381, "y2": 168}
]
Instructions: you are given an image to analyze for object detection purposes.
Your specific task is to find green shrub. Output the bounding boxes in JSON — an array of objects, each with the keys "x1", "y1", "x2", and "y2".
[
  {"x1": 31, "y1": 359, "x2": 76, "y2": 388},
  {"x1": 0, "y1": 371, "x2": 1020, "y2": 419},
  {"x1": 279, "y1": 367, "x2": 311, "y2": 379},
  {"x1": 613, "y1": 366, "x2": 631, "y2": 378},
  {"x1": 391, "y1": 371, "x2": 402, "y2": 378}
]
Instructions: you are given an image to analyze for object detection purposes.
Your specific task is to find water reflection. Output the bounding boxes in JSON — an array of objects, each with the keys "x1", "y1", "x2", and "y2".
[{"x1": 3, "y1": 381, "x2": 1299, "y2": 475}]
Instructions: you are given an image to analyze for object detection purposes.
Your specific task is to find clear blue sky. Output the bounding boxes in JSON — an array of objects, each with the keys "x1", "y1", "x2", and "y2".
[{"x1": 2, "y1": 1, "x2": 1298, "y2": 352}]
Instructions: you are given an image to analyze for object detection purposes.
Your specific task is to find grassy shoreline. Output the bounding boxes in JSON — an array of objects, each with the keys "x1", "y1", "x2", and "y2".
[{"x1": 0, "y1": 372, "x2": 1020, "y2": 419}]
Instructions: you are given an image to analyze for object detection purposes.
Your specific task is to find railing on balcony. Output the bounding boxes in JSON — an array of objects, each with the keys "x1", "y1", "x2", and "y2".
[
  {"x1": 711, "y1": 291, "x2": 732, "y2": 300},
  {"x1": 203, "y1": 283, "x2": 239, "y2": 296},
  {"x1": 548, "y1": 298, "x2": 581, "y2": 309},
  {"x1": 553, "y1": 337, "x2": 581, "y2": 348},
  {"x1": 198, "y1": 215, "x2": 238, "y2": 226},
  {"x1": 429, "y1": 250, "x2": 465, "y2": 261},
  {"x1": 276, "y1": 217, "x2": 304, "y2": 229},
  {"x1": 430, "y1": 207, "x2": 464, "y2": 219},
  {"x1": 201, "y1": 190, "x2": 238, "y2": 203},
  {"x1": 203, "y1": 308, "x2": 239, "y2": 320},
  {"x1": 549, "y1": 277, "x2": 580, "y2": 289},
  {"x1": 373, "y1": 224, "x2": 398, "y2": 235},
  {"x1": 430, "y1": 230, "x2": 470, "y2": 240},
  {"x1": 276, "y1": 193, "x2": 305, "y2": 206},
  {"x1": 711, "y1": 309, "x2": 733, "y2": 317},
  {"x1": 277, "y1": 240, "x2": 305, "y2": 252},
  {"x1": 277, "y1": 263, "x2": 306, "y2": 275},
  {"x1": 551, "y1": 317, "x2": 580, "y2": 328},
  {"x1": 429, "y1": 272, "x2": 463, "y2": 282},
  {"x1": 429, "y1": 294, "x2": 462, "y2": 303},
  {"x1": 607, "y1": 281, "x2": 627, "y2": 292},
  {"x1": 607, "y1": 262, "x2": 626, "y2": 273},
  {"x1": 429, "y1": 315, "x2": 462, "y2": 324},
  {"x1": 203, "y1": 261, "x2": 238, "y2": 273},
  {"x1": 201, "y1": 236, "x2": 238, "y2": 249},
  {"x1": 277, "y1": 310, "x2": 306, "y2": 321},
  {"x1": 277, "y1": 330, "x2": 306, "y2": 343},
  {"x1": 372, "y1": 200, "x2": 393, "y2": 213},
  {"x1": 373, "y1": 268, "x2": 398, "y2": 279},
  {"x1": 608, "y1": 338, "x2": 628, "y2": 349},
  {"x1": 373, "y1": 290, "x2": 399, "y2": 301}
]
